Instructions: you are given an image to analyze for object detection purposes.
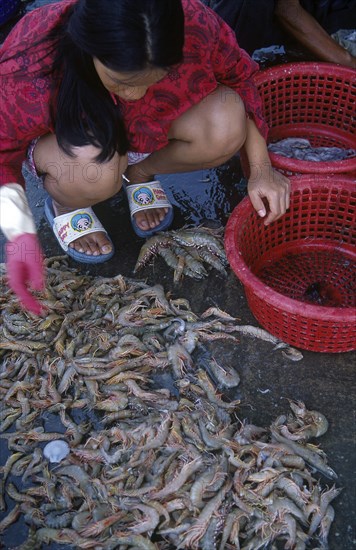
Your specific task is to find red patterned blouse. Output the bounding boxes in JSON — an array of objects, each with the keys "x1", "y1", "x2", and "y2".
[{"x1": 0, "y1": 0, "x2": 267, "y2": 187}]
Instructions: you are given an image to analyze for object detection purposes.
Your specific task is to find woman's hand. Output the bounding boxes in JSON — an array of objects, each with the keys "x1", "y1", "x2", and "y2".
[
  {"x1": 247, "y1": 164, "x2": 290, "y2": 225},
  {"x1": 0, "y1": 184, "x2": 45, "y2": 315},
  {"x1": 243, "y1": 118, "x2": 290, "y2": 225},
  {"x1": 6, "y1": 233, "x2": 45, "y2": 315}
]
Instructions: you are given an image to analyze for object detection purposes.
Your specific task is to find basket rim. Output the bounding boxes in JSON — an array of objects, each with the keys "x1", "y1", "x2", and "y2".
[
  {"x1": 253, "y1": 61, "x2": 356, "y2": 83},
  {"x1": 268, "y1": 151, "x2": 356, "y2": 174},
  {"x1": 224, "y1": 175, "x2": 356, "y2": 323},
  {"x1": 267, "y1": 125, "x2": 356, "y2": 173}
]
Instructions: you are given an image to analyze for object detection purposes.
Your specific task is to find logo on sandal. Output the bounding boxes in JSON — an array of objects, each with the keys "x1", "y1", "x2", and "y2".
[
  {"x1": 133, "y1": 187, "x2": 154, "y2": 206},
  {"x1": 71, "y1": 212, "x2": 94, "y2": 232}
]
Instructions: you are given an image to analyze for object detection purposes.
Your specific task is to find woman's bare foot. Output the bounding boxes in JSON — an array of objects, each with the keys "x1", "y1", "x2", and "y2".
[
  {"x1": 52, "y1": 200, "x2": 113, "y2": 256},
  {"x1": 133, "y1": 207, "x2": 169, "y2": 232},
  {"x1": 124, "y1": 165, "x2": 169, "y2": 232}
]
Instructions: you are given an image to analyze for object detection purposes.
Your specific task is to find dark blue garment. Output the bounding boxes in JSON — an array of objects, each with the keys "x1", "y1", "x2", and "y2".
[
  {"x1": 300, "y1": 0, "x2": 356, "y2": 32},
  {"x1": 203, "y1": 0, "x2": 356, "y2": 53},
  {"x1": 201, "y1": 0, "x2": 283, "y2": 52}
]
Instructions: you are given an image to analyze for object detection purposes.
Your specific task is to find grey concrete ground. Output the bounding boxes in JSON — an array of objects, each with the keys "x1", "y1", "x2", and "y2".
[{"x1": 0, "y1": 1, "x2": 355, "y2": 548}]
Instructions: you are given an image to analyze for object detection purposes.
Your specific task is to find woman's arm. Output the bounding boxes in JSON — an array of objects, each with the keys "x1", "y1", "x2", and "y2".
[
  {"x1": 275, "y1": 0, "x2": 356, "y2": 68},
  {"x1": 243, "y1": 117, "x2": 290, "y2": 225},
  {"x1": 204, "y1": 4, "x2": 290, "y2": 223}
]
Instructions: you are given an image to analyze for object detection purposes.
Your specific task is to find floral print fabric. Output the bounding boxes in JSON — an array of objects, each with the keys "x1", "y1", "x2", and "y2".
[{"x1": 0, "y1": 0, "x2": 267, "y2": 187}]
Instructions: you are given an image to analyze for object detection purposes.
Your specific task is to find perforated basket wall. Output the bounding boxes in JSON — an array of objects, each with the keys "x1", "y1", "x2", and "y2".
[
  {"x1": 253, "y1": 62, "x2": 356, "y2": 176},
  {"x1": 0, "y1": 0, "x2": 20, "y2": 25},
  {"x1": 225, "y1": 175, "x2": 356, "y2": 353}
]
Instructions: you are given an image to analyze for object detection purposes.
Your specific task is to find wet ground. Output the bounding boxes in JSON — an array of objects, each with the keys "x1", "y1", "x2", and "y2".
[{"x1": 1, "y1": 2, "x2": 356, "y2": 549}]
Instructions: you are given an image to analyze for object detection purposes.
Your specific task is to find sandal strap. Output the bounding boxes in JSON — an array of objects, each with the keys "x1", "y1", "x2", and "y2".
[
  {"x1": 52, "y1": 207, "x2": 107, "y2": 251},
  {"x1": 126, "y1": 180, "x2": 172, "y2": 217}
]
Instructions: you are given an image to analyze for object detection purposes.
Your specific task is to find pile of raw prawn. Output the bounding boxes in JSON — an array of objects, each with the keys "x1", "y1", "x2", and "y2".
[
  {"x1": 134, "y1": 226, "x2": 228, "y2": 282},
  {"x1": 0, "y1": 257, "x2": 340, "y2": 549}
]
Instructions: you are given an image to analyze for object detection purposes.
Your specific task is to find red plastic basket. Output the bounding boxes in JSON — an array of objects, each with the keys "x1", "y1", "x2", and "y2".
[
  {"x1": 225, "y1": 175, "x2": 356, "y2": 353},
  {"x1": 253, "y1": 62, "x2": 356, "y2": 177}
]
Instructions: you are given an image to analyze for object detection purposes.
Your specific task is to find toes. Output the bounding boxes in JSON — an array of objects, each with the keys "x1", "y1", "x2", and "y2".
[
  {"x1": 69, "y1": 242, "x2": 85, "y2": 254},
  {"x1": 69, "y1": 232, "x2": 112, "y2": 256},
  {"x1": 85, "y1": 242, "x2": 100, "y2": 256},
  {"x1": 138, "y1": 216, "x2": 150, "y2": 230},
  {"x1": 135, "y1": 208, "x2": 169, "y2": 230},
  {"x1": 100, "y1": 244, "x2": 113, "y2": 254}
]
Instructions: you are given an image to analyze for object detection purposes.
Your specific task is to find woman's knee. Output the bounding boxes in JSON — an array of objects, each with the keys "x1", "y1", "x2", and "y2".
[
  {"x1": 171, "y1": 86, "x2": 247, "y2": 159},
  {"x1": 34, "y1": 135, "x2": 126, "y2": 204},
  {"x1": 67, "y1": 145, "x2": 125, "y2": 200},
  {"x1": 203, "y1": 87, "x2": 247, "y2": 157}
]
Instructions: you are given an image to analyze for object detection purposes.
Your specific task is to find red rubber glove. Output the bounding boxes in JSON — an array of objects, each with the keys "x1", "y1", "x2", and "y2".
[{"x1": 5, "y1": 233, "x2": 45, "y2": 315}]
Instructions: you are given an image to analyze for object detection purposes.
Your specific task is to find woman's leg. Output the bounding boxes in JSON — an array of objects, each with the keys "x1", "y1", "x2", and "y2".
[
  {"x1": 33, "y1": 135, "x2": 127, "y2": 256},
  {"x1": 126, "y1": 85, "x2": 247, "y2": 232}
]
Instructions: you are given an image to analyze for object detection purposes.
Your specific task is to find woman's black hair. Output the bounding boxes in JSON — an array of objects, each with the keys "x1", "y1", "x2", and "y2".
[{"x1": 55, "y1": 0, "x2": 185, "y2": 162}]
